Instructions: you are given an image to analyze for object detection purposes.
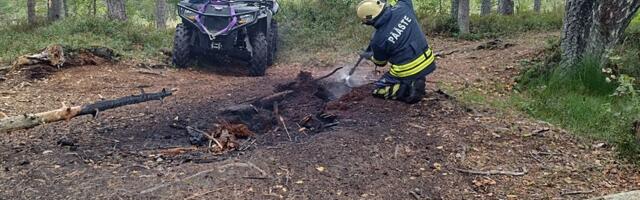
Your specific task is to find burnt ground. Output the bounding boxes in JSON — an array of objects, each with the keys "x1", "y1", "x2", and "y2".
[{"x1": 1, "y1": 32, "x2": 640, "y2": 199}]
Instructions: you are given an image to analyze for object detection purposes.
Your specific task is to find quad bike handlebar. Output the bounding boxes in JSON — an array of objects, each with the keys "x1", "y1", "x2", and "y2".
[{"x1": 179, "y1": 0, "x2": 277, "y2": 40}]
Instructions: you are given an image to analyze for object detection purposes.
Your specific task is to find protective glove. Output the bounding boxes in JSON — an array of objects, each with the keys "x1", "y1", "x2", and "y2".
[
  {"x1": 360, "y1": 51, "x2": 373, "y2": 61},
  {"x1": 359, "y1": 45, "x2": 373, "y2": 60}
]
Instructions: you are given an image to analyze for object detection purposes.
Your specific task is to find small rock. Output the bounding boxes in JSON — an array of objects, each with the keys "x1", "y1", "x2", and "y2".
[
  {"x1": 42, "y1": 150, "x2": 53, "y2": 155},
  {"x1": 57, "y1": 137, "x2": 75, "y2": 147},
  {"x1": 18, "y1": 160, "x2": 30, "y2": 166},
  {"x1": 593, "y1": 143, "x2": 607, "y2": 148}
]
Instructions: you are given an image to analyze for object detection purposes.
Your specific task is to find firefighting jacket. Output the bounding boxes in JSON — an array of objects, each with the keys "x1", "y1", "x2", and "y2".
[{"x1": 369, "y1": 0, "x2": 436, "y2": 79}]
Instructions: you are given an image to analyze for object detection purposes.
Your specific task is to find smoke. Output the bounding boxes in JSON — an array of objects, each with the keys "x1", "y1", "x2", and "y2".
[{"x1": 321, "y1": 63, "x2": 377, "y2": 100}]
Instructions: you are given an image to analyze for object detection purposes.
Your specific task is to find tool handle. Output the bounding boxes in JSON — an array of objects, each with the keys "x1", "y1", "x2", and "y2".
[{"x1": 348, "y1": 56, "x2": 364, "y2": 76}]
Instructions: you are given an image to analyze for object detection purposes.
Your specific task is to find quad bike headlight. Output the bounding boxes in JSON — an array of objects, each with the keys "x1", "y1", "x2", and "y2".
[
  {"x1": 182, "y1": 9, "x2": 197, "y2": 21},
  {"x1": 238, "y1": 14, "x2": 255, "y2": 24}
]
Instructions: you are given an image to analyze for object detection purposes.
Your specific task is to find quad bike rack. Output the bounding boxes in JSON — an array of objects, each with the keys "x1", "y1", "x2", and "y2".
[{"x1": 178, "y1": 0, "x2": 272, "y2": 41}]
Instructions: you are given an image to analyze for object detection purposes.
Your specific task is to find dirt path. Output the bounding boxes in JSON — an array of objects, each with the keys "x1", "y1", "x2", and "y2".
[{"x1": 1, "y1": 32, "x2": 639, "y2": 199}]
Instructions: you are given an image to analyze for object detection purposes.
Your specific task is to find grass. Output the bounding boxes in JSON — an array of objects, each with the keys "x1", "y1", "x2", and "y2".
[
  {"x1": 0, "y1": 17, "x2": 174, "y2": 64},
  {"x1": 0, "y1": 0, "x2": 564, "y2": 65},
  {"x1": 514, "y1": 49, "x2": 640, "y2": 162},
  {"x1": 276, "y1": 0, "x2": 564, "y2": 63}
]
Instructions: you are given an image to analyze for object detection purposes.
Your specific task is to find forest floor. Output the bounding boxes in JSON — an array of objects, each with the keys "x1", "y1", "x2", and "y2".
[{"x1": 1, "y1": 32, "x2": 640, "y2": 199}]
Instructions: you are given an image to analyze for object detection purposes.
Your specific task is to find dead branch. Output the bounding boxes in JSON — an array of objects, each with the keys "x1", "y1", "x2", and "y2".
[
  {"x1": 455, "y1": 168, "x2": 528, "y2": 176},
  {"x1": 561, "y1": 190, "x2": 593, "y2": 196},
  {"x1": 251, "y1": 90, "x2": 294, "y2": 108},
  {"x1": 135, "y1": 69, "x2": 165, "y2": 76},
  {"x1": 0, "y1": 88, "x2": 175, "y2": 132}
]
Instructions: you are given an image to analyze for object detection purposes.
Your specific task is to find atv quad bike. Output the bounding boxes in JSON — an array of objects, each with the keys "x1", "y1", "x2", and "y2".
[{"x1": 173, "y1": 0, "x2": 279, "y2": 76}]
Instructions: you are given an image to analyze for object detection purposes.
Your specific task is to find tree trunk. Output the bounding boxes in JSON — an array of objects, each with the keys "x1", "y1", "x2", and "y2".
[
  {"x1": 93, "y1": 0, "x2": 97, "y2": 16},
  {"x1": 47, "y1": 0, "x2": 64, "y2": 21},
  {"x1": 500, "y1": 0, "x2": 514, "y2": 15},
  {"x1": 155, "y1": 0, "x2": 167, "y2": 29},
  {"x1": 481, "y1": 0, "x2": 492, "y2": 16},
  {"x1": 560, "y1": 0, "x2": 640, "y2": 67},
  {"x1": 451, "y1": 0, "x2": 459, "y2": 20},
  {"x1": 104, "y1": 0, "x2": 127, "y2": 21},
  {"x1": 27, "y1": 0, "x2": 37, "y2": 25},
  {"x1": 458, "y1": 0, "x2": 470, "y2": 34},
  {"x1": 63, "y1": 0, "x2": 69, "y2": 17},
  {"x1": 534, "y1": 0, "x2": 542, "y2": 13}
]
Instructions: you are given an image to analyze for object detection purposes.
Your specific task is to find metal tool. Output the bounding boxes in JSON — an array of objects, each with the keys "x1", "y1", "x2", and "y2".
[{"x1": 344, "y1": 56, "x2": 365, "y2": 87}]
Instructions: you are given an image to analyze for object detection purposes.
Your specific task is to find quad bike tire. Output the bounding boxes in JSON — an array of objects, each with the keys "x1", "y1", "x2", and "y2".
[
  {"x1": 172, "y1": 24, "x2": 194, "y2": 68},
  {"x1": 248, "y1": 32, "x2": 268, "y2": 76},
  {"x1": 267, "y1": 20, "x2": 279, "y2": 66}
]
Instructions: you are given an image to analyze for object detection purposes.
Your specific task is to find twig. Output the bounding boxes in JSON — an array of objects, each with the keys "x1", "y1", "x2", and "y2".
[
  {"x1": 279, "y1": 116, "x2": 292, "y2": 141},
  {"x1": 141, "y1": 162, "x2": 269, "y2": 194},
  {"x1": 184, "y1": 186, "x2": 230, "y2": 200},
  {"x1": 218, "y1": 162, "x2": 269, "y2": 179},
  {"x1": 135, "y1": 69, "x2": 165, "y2": 76},
  {"x1": 186, "y1": 126, "x2": 223, "y2": 149},
  {"x1": 529, "y1": 151, "x2": 545, "y2": 164},
  {"x1": 394, "y1": 145, "x2": 400, "y2": 159},
  {"x1": 561, "y1": 190, "x2": 593, "y2": 196},
  {"x1": 534, "y1": 151, "x2": 563, "y2": 156},
  {"x1": 239, "y1": 139, "x2": 256, "y2": 151},
  {"x1": 409, "y1": 190, "x2": 421, "y2": 200},
  {"x1": 140, "y1": 168, "x2": 218, "y2": 194},
  {"x1": 455, "y1": 168, "x2": 528, "y2": 176},
  {"x1": 314, "y1": 66, "x2": 343, "y2": 82}
]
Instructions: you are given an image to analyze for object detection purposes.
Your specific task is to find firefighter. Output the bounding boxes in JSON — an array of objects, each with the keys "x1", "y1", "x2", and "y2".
[{"x1": 356, "y1": 0, "x2": 437, "y2": 104}]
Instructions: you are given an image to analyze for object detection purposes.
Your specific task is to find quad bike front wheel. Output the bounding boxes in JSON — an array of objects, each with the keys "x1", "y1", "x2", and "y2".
[
  {"x1": 172, "y1": 24, "x2": 194, "y2": 68},
  {"x1": 248, "y1": 32, "x2": 268, "y2": 76}
]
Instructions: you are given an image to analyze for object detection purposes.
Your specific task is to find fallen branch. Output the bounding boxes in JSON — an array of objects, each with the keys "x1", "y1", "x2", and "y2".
[
  {"x1": 455, "y1": 167, "x2": 528, "y2": 176},
  {"x1": 251, "y1": 90, "x2": 294, "y2": 109},
  {"x1": 561, "y1": 190, "x2": 593, "y2": 196},
  {"x1": 0, "y1": 88, "x2": 175, "y2": 132},
  {"x1": 135, "y1": 69, "x2": 165, "y2": 76}
]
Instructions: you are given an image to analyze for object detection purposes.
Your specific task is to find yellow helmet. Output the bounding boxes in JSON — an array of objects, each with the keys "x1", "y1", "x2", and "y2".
[{"x1": 357, "y1": 0, "x2": 386, "y2": 24}]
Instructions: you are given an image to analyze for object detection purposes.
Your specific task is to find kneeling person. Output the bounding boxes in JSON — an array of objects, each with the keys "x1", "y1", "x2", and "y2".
[{"x1": 357, "y1": 0, "x2": 437, "y2": 104}]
